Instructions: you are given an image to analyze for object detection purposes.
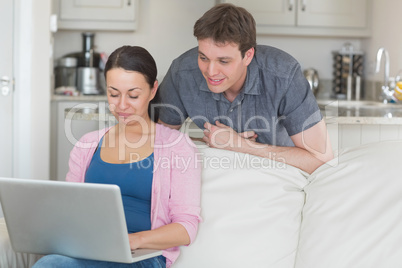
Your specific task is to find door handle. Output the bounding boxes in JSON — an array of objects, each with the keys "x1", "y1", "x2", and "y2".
[
  {"x1": 1, "y1": 76, "x2": 12, "y2": 96},
  {"x1": 301, "y1": 0, "x2": 306, "y2": 11},
  {"x1": 288, "y1": 0, "x2": 294, "y2": 11},
  {"x1": 1, "y1": 76, "x2": 10, "y2": 85}
]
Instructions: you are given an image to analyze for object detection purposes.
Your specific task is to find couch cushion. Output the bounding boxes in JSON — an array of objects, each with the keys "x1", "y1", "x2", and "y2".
[
  {"x1": 174, "y1": 146, "x2": 308, "y2": 268},
  {"x1": 295, "y1": 141, "x2": 402, "y2": 268}
]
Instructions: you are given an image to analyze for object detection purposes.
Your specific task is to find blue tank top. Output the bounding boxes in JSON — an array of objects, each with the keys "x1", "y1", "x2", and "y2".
[{"x1": 85, "y1": 137, "x2": 153, "y2": 233}]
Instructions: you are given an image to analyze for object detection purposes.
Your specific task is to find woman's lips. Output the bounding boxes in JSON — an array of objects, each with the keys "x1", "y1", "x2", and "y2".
[{"x1": 117, "y1": 112, "x2": 131, "y2": 118}]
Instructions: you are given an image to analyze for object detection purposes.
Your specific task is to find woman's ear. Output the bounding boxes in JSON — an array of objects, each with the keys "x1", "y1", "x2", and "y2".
[{"x1": 150, "y1": 80, "x2": 158, "y2": 100}]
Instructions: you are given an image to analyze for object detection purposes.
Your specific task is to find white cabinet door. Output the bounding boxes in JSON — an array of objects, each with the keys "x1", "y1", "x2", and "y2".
[
  {"x1": 228, "y1": 0, "x2": 295, "y2": 26},
  {"x1": 327, "y1": 123, "x2": 402, "y2": 152},
  {"x1": 220, "y1": 0, "x2": 370, "y2": 37},
  {"x1": 57, "y1": 0, "x2": 138, "y2": 31},
  {"x1": 51, "y1": 101, "x2": 105, "y2": 181},
  {"x1": 297, "y1": 0, "x2": 367, "y2": 28}
]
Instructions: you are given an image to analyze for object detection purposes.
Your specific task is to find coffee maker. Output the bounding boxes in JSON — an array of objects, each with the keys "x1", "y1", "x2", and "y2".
[{"x1": 56, "y1": 32, "x2": 105, "y2": 95}]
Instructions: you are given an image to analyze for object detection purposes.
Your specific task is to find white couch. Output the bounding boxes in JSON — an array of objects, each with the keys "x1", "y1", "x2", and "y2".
[{"x1": 1, "y1": 140, "x2": 402, "y2": 268}]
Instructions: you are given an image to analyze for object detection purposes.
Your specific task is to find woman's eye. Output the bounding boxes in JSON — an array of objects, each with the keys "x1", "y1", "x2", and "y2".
[
  {"x1": 109, "y1": 94, "x2": 118, "y2": 98},
  {"x1": 129, "y1": 96, "x2": 139, "y2": 99}
]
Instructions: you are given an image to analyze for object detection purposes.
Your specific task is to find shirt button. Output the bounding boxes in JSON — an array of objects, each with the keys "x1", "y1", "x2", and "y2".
[{"x1": 229, "y1": 109, "x2": 234, "y2": 112}]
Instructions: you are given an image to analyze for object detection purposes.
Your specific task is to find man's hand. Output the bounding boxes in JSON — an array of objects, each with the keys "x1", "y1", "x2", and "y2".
[
  {"x1": 202, "y1": 121, "x2": 257, "y2": 149},
  {"x1": 202, "y1": 119, "x2": 333, "y2": 174}
]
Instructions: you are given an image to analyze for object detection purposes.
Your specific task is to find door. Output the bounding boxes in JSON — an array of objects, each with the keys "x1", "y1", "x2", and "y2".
[
  {"x1": 0, "y1": 0, "x2": 14, "y2": 178},
  {"x1": 0, "y1": 0, "x2": 14, "y2": 217}
]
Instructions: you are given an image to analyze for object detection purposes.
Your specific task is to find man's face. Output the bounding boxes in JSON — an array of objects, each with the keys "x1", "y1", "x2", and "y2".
[{"x1": 197, "y1": 38, "x2": 254, "y2": 96}]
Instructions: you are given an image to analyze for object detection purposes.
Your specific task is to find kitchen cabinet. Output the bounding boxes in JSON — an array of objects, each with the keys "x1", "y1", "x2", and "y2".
[
  {"x1": 219, "y1": 0, "x2": 371, "y2": 37},
  {"x1": 50, "y1": 100, "x2": 110, "y2": 181},
  {"x1": 54, "y1": 0, "x2": 138, "y2": 31},
  {"x1": 327, "y1": 124, "x2": 402, "y2": 153}
]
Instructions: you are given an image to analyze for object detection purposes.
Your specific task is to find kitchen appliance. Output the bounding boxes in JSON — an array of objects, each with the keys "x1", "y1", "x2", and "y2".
[
  {"x1": 303, "y1": 68, "x2": 319, "y2": 96},
  {"x1": 332, "y1": 43, "x2": 364, "y2": 100},
  {"x1": 63, "y1": 32, "x2": 104, "y2": 95},
  {"x1": 65, "y1": 32, "x2": 102, "y2": 69},
  {"x1": 77, "y1": 66, "x2": 103, "y2": 95},
  {"x1": 54, "y1": 57, "x2": 77, "y2": 91}
]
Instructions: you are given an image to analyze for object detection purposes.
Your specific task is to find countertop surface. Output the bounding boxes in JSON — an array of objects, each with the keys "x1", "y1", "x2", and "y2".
[
  {"x1": 63, "y1": 97, "x2": 402, "y2": 125},
  {"x1": 317, "y1": 99, "x2": 402, "y2": 125},
  {"x1": 52, "y1": 94, "x2": 108, "y2": 102}
]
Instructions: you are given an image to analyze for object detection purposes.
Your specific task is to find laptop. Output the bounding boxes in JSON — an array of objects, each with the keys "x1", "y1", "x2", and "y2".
[{"x1": 0, "y1": 177, "x2": 162, "y2": 263}]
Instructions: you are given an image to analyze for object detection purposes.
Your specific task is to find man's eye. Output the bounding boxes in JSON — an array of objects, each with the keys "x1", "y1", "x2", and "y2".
[
  {"x1": 199, "y1": 56, "x2": 207, "y2": 61},
  {"x1": 220, "y1": 60, "x2": 228, "y2": 64}
]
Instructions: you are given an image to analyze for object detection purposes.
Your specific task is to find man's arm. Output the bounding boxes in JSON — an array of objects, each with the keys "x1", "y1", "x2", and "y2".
[
  {"x1": 203, "y1": 120, "x2": 333, "y2": 174},
  {"x1": 159, "y1": 119, "x2": 210, "y2": 143},
  {"x1": 158, "y1": 119, "x2": 182, "y2": 130}
]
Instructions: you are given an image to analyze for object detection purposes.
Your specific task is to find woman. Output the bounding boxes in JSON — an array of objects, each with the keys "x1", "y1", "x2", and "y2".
[{"x1": 33, "y1": 46, "x2": 201, "y2": 268}]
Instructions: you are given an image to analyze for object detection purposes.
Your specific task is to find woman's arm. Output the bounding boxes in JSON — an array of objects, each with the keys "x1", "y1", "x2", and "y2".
[
  {"x1": 129, "y1": 133, "x2": 202, "y2": 250},
  {"x1": 128, "y1": 223, "x2": 190, "y2": 250}
]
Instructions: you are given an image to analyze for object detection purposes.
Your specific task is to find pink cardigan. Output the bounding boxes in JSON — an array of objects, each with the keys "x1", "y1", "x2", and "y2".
[{"x1": 66, "y1": 123, "x2": 202, "y2": 267}]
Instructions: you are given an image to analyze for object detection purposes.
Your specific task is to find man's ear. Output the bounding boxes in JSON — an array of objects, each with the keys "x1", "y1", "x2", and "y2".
[{"x1": 244, "y1": 47, "x2": 255, "y2": 66}]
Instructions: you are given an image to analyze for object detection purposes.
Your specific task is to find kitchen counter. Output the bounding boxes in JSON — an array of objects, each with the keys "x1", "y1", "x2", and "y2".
[
  {"x1": 317, "y1": 99, "x2": 402, "y2": 125},
  {"x1": 52, "y1": 94, "x2": 107, "y2": 102},
  {"x1": 65, "y1": 105, "x2": 116, "y2": 123},
  {"x1": 64, "y1": 99, "x2": 402, "y2": 125}
]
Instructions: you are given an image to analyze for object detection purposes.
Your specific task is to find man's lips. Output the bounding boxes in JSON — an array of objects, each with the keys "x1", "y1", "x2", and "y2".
[{"x1": 208, "y1": 77, "x2": 225, "y2": 86}]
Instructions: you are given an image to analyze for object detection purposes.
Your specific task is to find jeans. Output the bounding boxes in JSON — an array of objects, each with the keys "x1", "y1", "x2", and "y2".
[{"x1": 32, "y1": 254, "x2": 166, "y2": 268}]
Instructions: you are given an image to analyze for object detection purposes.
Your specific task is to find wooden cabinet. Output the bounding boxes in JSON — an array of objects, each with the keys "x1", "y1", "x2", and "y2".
[
  {"x1": 55, "y1": 0, "x2": 138, "y2": 31},
  {"x1": 219, "y1": 0, "x2": 371, "y2": 37}
]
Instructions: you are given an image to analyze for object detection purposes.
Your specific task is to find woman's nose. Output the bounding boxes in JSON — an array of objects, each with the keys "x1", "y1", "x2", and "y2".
[{"x1": 118, "y1": 96, "x2": 128, "y2": 110}]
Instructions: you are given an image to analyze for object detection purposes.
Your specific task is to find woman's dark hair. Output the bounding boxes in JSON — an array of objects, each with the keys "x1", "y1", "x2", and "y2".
[
  {"x1": 193, "y1": 3, "x2": 256, "y2": 58},
  {"x1": 104, "y1": 45, "x2": 160, "y2": 122}
]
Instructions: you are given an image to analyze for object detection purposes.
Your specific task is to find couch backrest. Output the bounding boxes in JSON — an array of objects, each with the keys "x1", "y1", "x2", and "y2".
[
  {"x1": 174, "y1": 140, "x2": 402, "y2": 268},
  {"x1": 174, "y1": 145, "x2": 308, "y2": 268},
  {"x1": 295, "y1": 140, "x2": 402, "y2": 268}
]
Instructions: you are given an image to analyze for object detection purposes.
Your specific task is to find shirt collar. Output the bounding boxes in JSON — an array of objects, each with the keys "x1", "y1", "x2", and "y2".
[{"x1": 242, "y1": 57, "x2": 260, "y2": 95}]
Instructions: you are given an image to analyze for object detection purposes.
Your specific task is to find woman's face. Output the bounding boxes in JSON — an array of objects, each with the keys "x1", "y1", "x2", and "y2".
[{"x1": 106, "y1": 68, "x2": 157, "y2": 126}]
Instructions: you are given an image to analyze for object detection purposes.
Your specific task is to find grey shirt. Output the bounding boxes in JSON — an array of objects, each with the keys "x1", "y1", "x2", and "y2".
[{"x1": 158, "y1": 45, "x2": 322, "y2": 147}]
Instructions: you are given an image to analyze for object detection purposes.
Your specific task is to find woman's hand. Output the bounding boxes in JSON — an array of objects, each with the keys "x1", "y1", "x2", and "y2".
[
  {"x1": 127, "y1": 223, "x2": 191, "y2": 251},
  {"x1": 128, "y1": 232, "x2": 143, "y2": 250}
]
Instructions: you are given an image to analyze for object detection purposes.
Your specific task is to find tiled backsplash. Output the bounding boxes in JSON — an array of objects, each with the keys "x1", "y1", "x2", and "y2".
[{"x1": 316, "y1": 79, "x2": 384, "y2": 101}]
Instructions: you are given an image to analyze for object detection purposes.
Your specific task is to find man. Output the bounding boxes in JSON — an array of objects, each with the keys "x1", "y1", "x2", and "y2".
[{"x1": 157, "y1": 3, "x2": 333, "y2": 174}]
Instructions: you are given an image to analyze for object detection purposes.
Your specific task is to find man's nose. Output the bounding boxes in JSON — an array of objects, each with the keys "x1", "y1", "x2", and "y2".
[{"x1": 207, "y1": 62, "x2": 219, "y2": 76}]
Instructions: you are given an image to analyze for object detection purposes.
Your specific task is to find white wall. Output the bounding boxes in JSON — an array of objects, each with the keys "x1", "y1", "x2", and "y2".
[
  {"x1": 53, "y1": 0, "x2": 216, "y2": 81},
  {"x1": 257, "y1": 36, "x2": 362, "y2": 79},
  {"x1": 54, "y1": 1, "x2": 402, "y2": 82},
  {"x1": 53, "y1": 0, "x2": 370, "y2": 81},
  {"x1": 362, "y1": 0, "x2": 402, "y2": 81}
]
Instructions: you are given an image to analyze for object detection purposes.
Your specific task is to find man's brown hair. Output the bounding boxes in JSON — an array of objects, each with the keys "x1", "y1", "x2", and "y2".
[{"x1": 193, "y1": 3, "x2": 256, "y2": 58}]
